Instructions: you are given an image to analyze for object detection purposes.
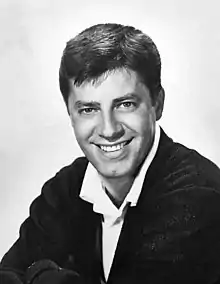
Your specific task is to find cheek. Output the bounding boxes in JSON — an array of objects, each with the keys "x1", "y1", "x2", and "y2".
[
  {"x1": 122, "y1": 112, "x2": 154, "y2": 135},
  {"x1": 71, "y1": 117, "x2": 96, "y2": 142},
  {"x1": 120, "y1": 112, "x2": 142, "y2": 130}
]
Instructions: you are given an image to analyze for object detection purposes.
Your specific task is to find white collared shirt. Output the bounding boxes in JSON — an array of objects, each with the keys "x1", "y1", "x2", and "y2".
[{"x1": 80, "y1": 124, "x2": 161, "y2": 280}]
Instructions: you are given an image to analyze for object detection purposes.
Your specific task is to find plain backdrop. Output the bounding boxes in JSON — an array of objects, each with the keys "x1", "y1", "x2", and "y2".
[{"x1": 0, "y1": 0, "x2": 220, "y2": 259}]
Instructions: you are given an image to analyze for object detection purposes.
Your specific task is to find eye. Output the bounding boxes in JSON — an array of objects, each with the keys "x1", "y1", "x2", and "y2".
[
  {"x1": 78, "y1": 108, "x2": 98, "y2": 115},
  {"x1": 117, "y1": 101, "x2": 136, "y2": 110},
  {"x1": 122, "y1": 102, "x2": 133, "y2": 108}
]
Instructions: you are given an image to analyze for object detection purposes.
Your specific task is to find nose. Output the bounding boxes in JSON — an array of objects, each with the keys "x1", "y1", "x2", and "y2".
[{"x1": 98, "y1": 112, "x2": 125, "y2": 141}]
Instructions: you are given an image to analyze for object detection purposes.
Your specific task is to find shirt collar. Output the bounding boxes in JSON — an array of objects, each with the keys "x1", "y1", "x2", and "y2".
[{"x1": 80, "y1": 124, "x2": 161, "y2": 216}]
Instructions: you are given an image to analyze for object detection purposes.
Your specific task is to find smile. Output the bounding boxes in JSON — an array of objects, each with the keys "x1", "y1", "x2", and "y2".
[{"x1": 97, "y1": 139, "x2": 132, "y2": 153}]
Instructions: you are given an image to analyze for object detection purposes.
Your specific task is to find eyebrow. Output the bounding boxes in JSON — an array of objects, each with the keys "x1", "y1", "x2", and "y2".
[
  {"x1": 74, "y1": 101, "x2": 101, "y2": 109},
  {"x1": 112, "y1": 93, "x2": 140, "y2": 104},
  {"x1": 74, "y1": 93, "x2": 140, "y2": 109}
]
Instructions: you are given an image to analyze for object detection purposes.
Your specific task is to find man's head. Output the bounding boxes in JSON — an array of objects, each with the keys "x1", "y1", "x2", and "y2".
[
  {"x1": 59, "y1": 23, "x2": 163, "y2": 108},
  {"x1": 59, "y1": 23, "x2": 164, "y2": 180}
]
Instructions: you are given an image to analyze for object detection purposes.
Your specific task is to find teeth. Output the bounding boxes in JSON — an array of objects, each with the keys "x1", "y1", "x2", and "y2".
[{"x1": 100, "y1": 142, "x2": 126, "y2": 152}]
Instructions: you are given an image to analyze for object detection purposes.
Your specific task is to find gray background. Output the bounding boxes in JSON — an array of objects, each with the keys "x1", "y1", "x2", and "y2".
[{"x1": 0, "y1": 0, "x2": 220, "y2": 258}]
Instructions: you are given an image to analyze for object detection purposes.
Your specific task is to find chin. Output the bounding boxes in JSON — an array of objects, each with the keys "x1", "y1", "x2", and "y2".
[{"x1": 97, "y1": 161, "x2": 135, "y2": 179}]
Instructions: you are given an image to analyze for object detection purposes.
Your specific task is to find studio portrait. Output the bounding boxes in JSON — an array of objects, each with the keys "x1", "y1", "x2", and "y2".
[{"x1": 1, "y1": 1, "x2": 220, "y2": 283}]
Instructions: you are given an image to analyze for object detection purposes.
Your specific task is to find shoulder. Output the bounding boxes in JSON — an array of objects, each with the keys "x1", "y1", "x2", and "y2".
[
  {"x1": 24, "y1": 157, "x2": 89, "y2": 250},
  {"x1": 143, "y1": 129, "x2": 220, "y2": 223},
  {"x1": 30, "y1": 156, "x2": 89, "y2": 217},
  {"x1": 166, "y1": 141, "x2": 220, "y2": 216},
  {"x1": 170, "y1": 141, "x2": 220, "y2": 190},
  {"x1": 153, "y1": 128, "x2": 220, "y2": 192},
  {"x1": 42, "y1": 156, "x2": 89, "y2": 199}
]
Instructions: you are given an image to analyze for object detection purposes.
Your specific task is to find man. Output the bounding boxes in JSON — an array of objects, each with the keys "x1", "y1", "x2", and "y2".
[{"x1": 1, "y1": 23, "x2": 220, "y2": 284}]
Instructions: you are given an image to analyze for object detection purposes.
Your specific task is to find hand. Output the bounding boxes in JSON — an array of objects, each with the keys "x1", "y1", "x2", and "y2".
[{"x1": 26, "y1": 259, "x2": 82, "y2": 284}]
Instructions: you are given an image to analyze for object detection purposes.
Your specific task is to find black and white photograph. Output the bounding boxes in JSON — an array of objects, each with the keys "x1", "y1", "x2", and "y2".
[{"x1": 1, "y1": 1, "x2": 220, "y2": 283}]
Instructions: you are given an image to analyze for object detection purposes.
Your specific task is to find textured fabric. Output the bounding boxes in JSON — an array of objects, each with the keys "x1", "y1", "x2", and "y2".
[
  {"x1": 80, "y1": 124, "x2": 160, "y2": 280},
  {"x1": 1, "y1": 128, "x2": 220, "y2": 284}
]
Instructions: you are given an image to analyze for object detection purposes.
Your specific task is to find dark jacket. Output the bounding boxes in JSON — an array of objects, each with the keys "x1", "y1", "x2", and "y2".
[{"x1": 1, "y1": 129, "x2": 220, "y2": 284}]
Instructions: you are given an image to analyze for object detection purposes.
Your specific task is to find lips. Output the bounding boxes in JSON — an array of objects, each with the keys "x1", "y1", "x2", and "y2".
[{"x1": 96, "y1": 139, "x2": 132, "y2": 153}]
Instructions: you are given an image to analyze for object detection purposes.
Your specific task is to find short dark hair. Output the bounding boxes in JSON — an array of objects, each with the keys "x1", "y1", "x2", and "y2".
[{"x1": 59, "y1": 23, "x2": 162, "y2": 107}]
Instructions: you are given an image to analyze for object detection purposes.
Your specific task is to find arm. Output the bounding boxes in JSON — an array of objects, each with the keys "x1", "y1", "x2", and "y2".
[{"x1": 0, "y1": 159, "x2": 88, "y2": 283}]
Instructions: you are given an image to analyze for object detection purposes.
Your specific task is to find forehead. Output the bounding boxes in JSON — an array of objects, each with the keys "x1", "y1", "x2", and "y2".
[{"x1": 69, "y1": 69, "x2": 147, "y2": 103}]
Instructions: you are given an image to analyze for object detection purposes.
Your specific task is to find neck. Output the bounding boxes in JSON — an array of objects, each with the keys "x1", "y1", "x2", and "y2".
[{"x1": 101, "y1": 176, "x2": 134, "y2": 208}]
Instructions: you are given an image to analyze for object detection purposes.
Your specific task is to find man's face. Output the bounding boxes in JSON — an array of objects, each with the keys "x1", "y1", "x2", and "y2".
[{"x1": 68, "y1": 69, "x2": 163, "y2": 179}]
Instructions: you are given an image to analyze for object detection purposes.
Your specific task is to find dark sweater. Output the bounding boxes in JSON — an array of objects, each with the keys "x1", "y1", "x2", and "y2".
[{"x1": 1, "y1": 129, "x2": 220, "y2": 284}]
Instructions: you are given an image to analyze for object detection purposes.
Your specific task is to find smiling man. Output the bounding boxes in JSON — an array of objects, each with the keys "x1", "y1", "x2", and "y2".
[{"x1": 1, "y1": 23, "x2": 220, "y2": 284}]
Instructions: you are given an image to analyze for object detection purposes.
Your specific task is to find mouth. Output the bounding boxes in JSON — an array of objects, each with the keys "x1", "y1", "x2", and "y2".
[{"x1": 96, "y1": 139, "x2": 133, "y2": 153}]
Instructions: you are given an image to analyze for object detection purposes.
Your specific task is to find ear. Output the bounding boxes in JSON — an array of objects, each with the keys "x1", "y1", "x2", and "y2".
[
  {"x1": 154, "y1": 87, "x2": 165, "y2": 121},
  {"x1": 67, "y1": 95, "x2": 75, "y2": 128}
]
